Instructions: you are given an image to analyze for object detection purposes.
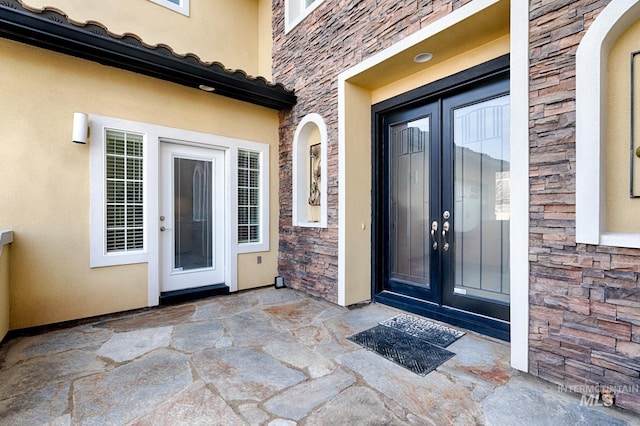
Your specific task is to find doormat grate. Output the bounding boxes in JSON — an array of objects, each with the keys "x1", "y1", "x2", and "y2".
[
  {"x1": 347, "y1": 324, "x2": 455, "y2": 376},
  {"x1": 380, "y1": 313, "x2": 465, "y2": 348}
]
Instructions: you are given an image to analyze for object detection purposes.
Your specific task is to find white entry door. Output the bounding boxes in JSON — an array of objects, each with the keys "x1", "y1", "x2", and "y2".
[{"x1": 160, "y1": 142, "x2": 225, "y2": 292}]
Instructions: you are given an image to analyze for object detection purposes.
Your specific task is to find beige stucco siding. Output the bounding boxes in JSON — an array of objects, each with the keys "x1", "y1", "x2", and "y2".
[
  {"x1": 257, "y1": 0, "x2": 274, "y2": 79},
  {"x1": 0, "y1": 37, "x2": 280, "y2": 329},
  {"x1": 22, "y1": 0, "x2": 268, "y2": 77}
]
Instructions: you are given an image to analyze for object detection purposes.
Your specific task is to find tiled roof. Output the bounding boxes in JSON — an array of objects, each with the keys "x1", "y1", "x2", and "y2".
[{"x1": 0, "y1": 0, "x2": 296, "y2": 110}]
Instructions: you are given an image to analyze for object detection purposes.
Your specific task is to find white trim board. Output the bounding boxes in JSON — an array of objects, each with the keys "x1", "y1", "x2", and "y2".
[{"x1": 509, "y1": 0, "x2": 530, "y2": 373}]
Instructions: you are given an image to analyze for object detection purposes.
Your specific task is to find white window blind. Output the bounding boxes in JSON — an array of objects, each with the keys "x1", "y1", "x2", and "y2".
[
  {"x1": 105, "y1": 130, "x2": 144, "y2": 253},
  {"x1": 238, "y1": 150, "x2": 260, "y2": 243}
]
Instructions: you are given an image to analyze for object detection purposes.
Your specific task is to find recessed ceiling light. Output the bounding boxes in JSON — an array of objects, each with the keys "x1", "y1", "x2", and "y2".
[
  {"x1": 198, "y1": 84, "x2": 216, "y2": 92},
  {"x1": 414, "y1": 52, "x2": 433, "y2": 63}
]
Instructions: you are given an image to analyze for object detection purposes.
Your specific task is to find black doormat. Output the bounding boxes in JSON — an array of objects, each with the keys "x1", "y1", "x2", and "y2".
[
  {"x1": 347, "y1": 324, "x2": 455, "y2": 376},
  {"x1": 380, "y1": 313, "x2": 465, "y2": 347}
]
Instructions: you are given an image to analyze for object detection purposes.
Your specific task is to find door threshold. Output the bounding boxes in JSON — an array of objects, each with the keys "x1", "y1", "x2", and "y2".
[
  {"x1": 160, "y1": 283, "x2": 229, "y2": 305},
  {"x1": 375, "y1": 290, "x2": 510, "y2": 342}
]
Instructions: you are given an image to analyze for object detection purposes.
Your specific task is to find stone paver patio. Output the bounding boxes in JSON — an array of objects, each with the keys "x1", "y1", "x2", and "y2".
[{"x1": 0, "y1": 287, "x2": 637, "y2": 425}]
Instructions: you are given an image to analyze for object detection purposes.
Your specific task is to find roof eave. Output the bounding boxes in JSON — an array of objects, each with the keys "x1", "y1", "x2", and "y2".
[{"x1": 0, "y1": 3, "x2": 297, "y2": 110}]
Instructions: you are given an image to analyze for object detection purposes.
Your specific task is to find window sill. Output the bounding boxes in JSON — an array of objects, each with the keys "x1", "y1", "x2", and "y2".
[
  {"x1": 599, "y1": 232, "x2": 640, "y2": 249},
  {"x1": 294, "y1": 221, "x2": 327, "y2": 228},
  {"x1": 236, "y1": 241, "x2": 269, "y2": 254},
  {"x1": 89, "y1": 254, "x2": 149, "y2": 269}
]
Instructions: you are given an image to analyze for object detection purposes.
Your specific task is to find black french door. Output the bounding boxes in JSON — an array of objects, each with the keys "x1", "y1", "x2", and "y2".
[
  {"x1": 382, "y1": 101, "x2": 442, "y2": 303},
  {"x1": 373, "y1": 60, "x2": 511, "y2": 340}
]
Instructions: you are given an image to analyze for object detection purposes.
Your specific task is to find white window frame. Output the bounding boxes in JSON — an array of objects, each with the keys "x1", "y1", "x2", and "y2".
[
  {"x1": 237, "y1": 149, "x2": 262, "y2": 244},
  {"x1": 285, "y1": 0, "x2": 324, "y2": 33},
  {"x1": 104, "y1": 130, "x2": 146, "y2": 254},
  {"x1": 234, "y1": 147, "x2": 270, "y2": 253},
  {"x1": 90, "y1": 122, "x2": 150, "y2": 268},
  {"x1": 148, "y1": 0, "x2": 190, "y2": 16}
]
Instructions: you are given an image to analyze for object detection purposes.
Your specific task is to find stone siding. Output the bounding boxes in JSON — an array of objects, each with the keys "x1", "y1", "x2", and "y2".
[
  {"x1": 529, "y1": 0, "x2": 640, "y2": 413},
  {"x1": 272, "y1": 0, "x2": 472, "y2": 302}
]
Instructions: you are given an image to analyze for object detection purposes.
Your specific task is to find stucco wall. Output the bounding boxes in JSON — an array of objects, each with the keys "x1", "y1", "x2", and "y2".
[
  {"x1": 22, "y1": 0, "x2": 268, "y2": 77},
  {"x1": 0, "y1": 35, "x2": 280, "y2": 329},
  {"x1": 258, "y1": 0, "x2": 274, "y2": 79}
]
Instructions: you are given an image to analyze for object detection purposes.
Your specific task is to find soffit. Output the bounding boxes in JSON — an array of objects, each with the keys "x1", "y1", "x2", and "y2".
[
  {"x1": 0, "y1": 0, "x2": 296, "y2": 110},
  {"x1": 348, "y1": 0, "x2": 510, "y2": 90}
]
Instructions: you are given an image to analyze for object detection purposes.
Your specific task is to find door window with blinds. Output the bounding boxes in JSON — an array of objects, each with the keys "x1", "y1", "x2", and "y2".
[{"x1": 105, "y1": 130, "x2": 145, "y2": 253}]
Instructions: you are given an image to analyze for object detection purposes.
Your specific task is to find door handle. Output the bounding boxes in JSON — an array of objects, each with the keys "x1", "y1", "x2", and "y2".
[
  {"x1": 442, "y1": 221, "x2": 450, "y2": 251},
  {"x1": 160, "y1": 226, "x2": 172, "y2": 232},
  {"x1": 430, "y1": 221, "x2": 438, "y2": 250}
]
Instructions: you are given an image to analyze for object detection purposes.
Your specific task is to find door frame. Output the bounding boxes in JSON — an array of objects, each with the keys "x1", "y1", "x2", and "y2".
[
  {"x1": 159, "y1": 141, "x2": 226, "y2": 294},
  {"x1": 371, "y1": 55, "x2": 511, "y2": 341},
  {"x1": 337, "y1": 0, "x2": 530, "y2": 371}
]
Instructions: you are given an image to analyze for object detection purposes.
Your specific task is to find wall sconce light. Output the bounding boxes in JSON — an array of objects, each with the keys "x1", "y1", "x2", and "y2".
[{"x1": 72, "y1": 112, "x2": 89, "y2": 144}]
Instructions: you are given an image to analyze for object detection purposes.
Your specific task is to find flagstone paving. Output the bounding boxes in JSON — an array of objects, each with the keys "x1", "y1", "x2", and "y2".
[{"x1": 0, "y1": 286, "x2": 638, "y2": 425}]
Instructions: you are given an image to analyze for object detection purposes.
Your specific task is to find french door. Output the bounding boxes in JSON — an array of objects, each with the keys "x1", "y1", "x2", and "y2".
[
  {"x1": 375, "y1": 75, "x2": 510, "y2": 337},
  {"x1": 160, "y1": 142, "x2": 225, "y2": 293}
]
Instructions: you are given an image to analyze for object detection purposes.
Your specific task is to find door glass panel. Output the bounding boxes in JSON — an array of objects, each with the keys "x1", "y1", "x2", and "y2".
[
  {"x1": 390, "y1": 117, "x2": 431, "y2": 288},
  {"x1": 453, "y1": 95, "x2": 510, "y2": 303},
  {"x1": 174, "y1": 158, "x2": 213, "y2": 271}
]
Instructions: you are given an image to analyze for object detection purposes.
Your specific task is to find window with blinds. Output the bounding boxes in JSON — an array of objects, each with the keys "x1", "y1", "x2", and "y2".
[
  {"x1": 238, "y1": 150, "x2": 260, "y2": 243},
  {"x1": 105, "y1": 130, "x2": 144, "y2": 253}
]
